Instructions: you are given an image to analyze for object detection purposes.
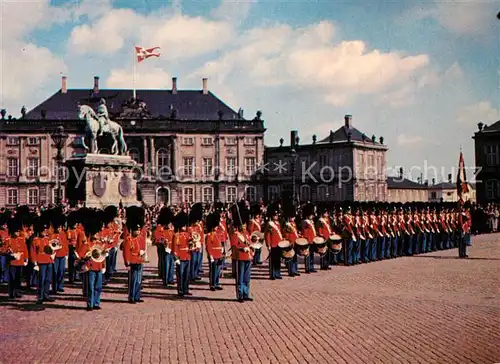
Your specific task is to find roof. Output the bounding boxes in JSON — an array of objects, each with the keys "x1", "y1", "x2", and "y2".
[
  {"x1": 483, "y1": 120, "x2": 500, "y2": 132},
  {"x1": 24, "y1": 89, "x2": 244, "y2": 121},
  {"x1": 387, "y1": 177, "x2": 428, "y2": 190},
  {"x1": 318, "y1": 125, "x2": 382, "y2": 145},
  {"x1": 430, "y1": 182, "x2": 456, "y2": 190}
]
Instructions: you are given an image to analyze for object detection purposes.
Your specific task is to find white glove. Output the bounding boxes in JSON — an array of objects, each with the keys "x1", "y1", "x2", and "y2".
[
  {"x1": 139, "y1": 250, "x2": 145, "y2": 256},
  {"x1": 11, "y1": 252, "x2": 21, "y2": 260},
  {"x1": 175, "y1": 259, "x2": 180, "y2": 266},
  {"x1": 101, "y1": 268, "x2": 106, "y2": 274},
  {"x1": 33, "y1": 264, "x2": 39, "y2": 272},
  {"x1": 244, "y1": 247, "x2": 250, "y2": 253},
  {"x1": 51, "y1": 254, "x2": 56, "y2": 260},
  {"x1": 23, "y1": 260, "x2": 28, "y2": 266},
  {"x1": 210, "y1": 258, "x2": 215, "y2": 263},
  {"x1": 105, "y1": 252, "x2": 109, "y2": 257}
]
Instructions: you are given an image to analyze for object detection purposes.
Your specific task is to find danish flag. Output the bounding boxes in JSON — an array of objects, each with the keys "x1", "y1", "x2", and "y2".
[
  {"x1": 135, "y1": 46, "x2": 160, "y2": 63},
  {"x1": 456, "y1": 151, "x2": 469, "y2": 203}
]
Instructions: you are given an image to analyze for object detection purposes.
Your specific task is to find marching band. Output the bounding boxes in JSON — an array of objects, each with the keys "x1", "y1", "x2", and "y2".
[{"x1": 0, "y1": 200, "x2": 473, "y2": 308}]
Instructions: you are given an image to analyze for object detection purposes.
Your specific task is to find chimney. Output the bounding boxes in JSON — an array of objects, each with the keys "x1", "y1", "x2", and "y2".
[
  {"x1": 432, "y1": 178, "x2": 436, "y2": 185},
  {"x1": 202, "y1": 78, "x2": 208, "y2": 95},
  {"x1": 290, "y1": 130, "x2": 298, "y2": 148},
  {"x1": 172, "y1": 77, "x2": 178, "y2": 94},
  {"x1": 344, "y1": 114, "x2": 352, "y2": 128},
  {"x1": 93, "y1": 76, "x2": 99, "y2": 94},
  {"x1": 61, "y1": 76, "x2": 67, "y2": 94},
  {"x1": 448, "y1": 173, "x2": 452, "y2": 183},
  {"x1": 399, "y1": 167, "x2": 403, "y2": 178}
]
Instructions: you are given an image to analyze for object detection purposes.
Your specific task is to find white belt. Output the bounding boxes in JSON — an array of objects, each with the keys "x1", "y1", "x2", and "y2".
[{"x1": 180, "y1": 248, "x2": 189, "y2": 251}]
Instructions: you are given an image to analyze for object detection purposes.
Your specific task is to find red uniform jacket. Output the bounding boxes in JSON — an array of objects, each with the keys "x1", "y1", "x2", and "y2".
[
  {"x1": 6, "y1": 236, "x2": 28, "y2": 266},
  {"x1": 189, "y1": 222, "x2": 205, "y2": 247},
  {"x1": 67, "y1": 228, "x2": 78, "y2": 247},
  {"x1": 153, "y1": 226, "x2": 166, "y2": 245},
  {"x1": 52, "y1": 230, "x2": 69, "y2": 258},
  {"x1": 0, "y1": 229, "x2": 9, "y2": 246},
  {"x1": 265, "y1": 221, "x2": 283, "y2": 248},
  {"x1": 247, "y1": 218, "x2": 262, "y2": 234},
  {"x1": 206, "y1": 231, "x2": 224, "y2": 259},
  {"x1": 122, "y1": 234, "x2": 146, "y2": 265},
  {"x1": 317, "y1": 218, "x2": 332, "y2": 240},
  {"x1": 301, "y1": 219, "x2": 317, "y2": 243},
  {"x1": 77, "y1": 238, "x2": 106, "y2": 271},
  {"x1": 233, "y1": 230, "x2": 252, "y2": 261},
  {"x1": 283, "y1": 221, "x2": 299, "y2": 243},
  {"x1": 172, "y1": 231, "x2": 191, "y2": 261},
  {"x1": 215, "y1": 225, "x2": 227, "y2": 245},
  {"x1": 30, "y1": 236, "x2": 54, "y2": 265}
]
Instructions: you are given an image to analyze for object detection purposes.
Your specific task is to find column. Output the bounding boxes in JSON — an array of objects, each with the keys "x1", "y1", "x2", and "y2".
[
  {"x1": 19, "y1": 137, "x2": 25, "y2": 179},
  {"x1": 170, "y1": 136, "x2": 176, "y2": 176},
  {"x1": 150, "y1": 136, "x2": 156, "y2": 176},
  {"x1": 214, "y1": 135, "x2": 220, "y2": 201},
  {"x1": 0, "y1": 137, "x2": 5, "y2": 176},
  {"x1": 142, "y1": 137, "x2": 149, "y2": 177}
]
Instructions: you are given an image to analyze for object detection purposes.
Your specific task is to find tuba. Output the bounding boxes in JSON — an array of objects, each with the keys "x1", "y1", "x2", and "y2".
[
  {"x1": 43, "y1": 239, "x2": 62, "y2": 255},
  {"x1": 89, "y1": 244, "x2": 107, "y2": 263}
]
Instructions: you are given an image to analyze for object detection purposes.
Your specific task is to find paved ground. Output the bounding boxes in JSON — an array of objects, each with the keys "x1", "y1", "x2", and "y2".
[{"x1": 1, "y1": 234, "x2": 499, "y2": 364}]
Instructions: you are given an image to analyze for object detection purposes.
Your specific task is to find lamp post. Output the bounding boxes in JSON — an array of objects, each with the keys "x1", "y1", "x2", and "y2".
[
  {"x1": 291, "y1": 147, "x2": 297, "y2": 206},
  {"x1": 51, "y1": 125, "x2": 69, "y2": 206}
]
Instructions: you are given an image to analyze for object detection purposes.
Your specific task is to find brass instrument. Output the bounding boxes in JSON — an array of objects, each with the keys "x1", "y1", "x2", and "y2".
[
  {"x1": 189, "y1": 231, "x2": 202, "y2": 250},
  {"x1": 43, "y1": 239, "x2": 62, "y2": 255},
  {"x1": 89, "y1": 244, "x2": 107, "y2": 263}
]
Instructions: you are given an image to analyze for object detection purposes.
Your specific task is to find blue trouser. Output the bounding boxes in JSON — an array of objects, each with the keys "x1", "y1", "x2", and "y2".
[
  {"x1": 105, "y1": 247, "x2": 117, "y2": 281},
  {"x1": 411, "y1": 234, "x2": 419, "y2": 254},
  {"x1": 392, "y1": 236, "x2": 399, "y2": 257},
  {"x1": 458, "y1": 233, "x2": 467, "y2": 257},
  {"x1": 404, "y1": 235, "x2": 413, "y2": 255},
  {"x1": 53, "y1": 256, "x2": 66, "y2": 292},
  {"x1": 190, "y1": 251, "x2": 201, "y2": 280},
  {"x1": 354, "y1": 240, "x2": 362, "y2": 263},
  {"x1": 231, "y1": 259, "x2": 236, "y2": 277},
  {"x1": 269, "y1": 247, "x2": 282, "y2": 278},
  {"x1": 111, "y1": 248, "x2": 118, "y2": 272},
  {"x1": 209, "y1": 257, "x2": 223, "y2": 288},
  {"x1": 287, "y1": 254, "x2": 298, "y2": 275},
  {"x1": 236, "y1": 260, "x2": 251, "y2": 299},
  {"x1": 0, "y1": 255, "x2": 8, "y2": 283},
  {"x1": 343, "y1": 240, "x2": 353, "y2": 265},
  {"x1": 439, "y1": 233, "x2": 447, "y2": 250},
  {"x1": 371, "y1": 238, "x2": 378, "y2": 261},
  {"x1": 383, "y1": 237, "x2": 391, "y2": 259},
  {"x1": 252, "y1": 248, "x2": 262, "y2": 264},
  {"x1": 305, "y1": 246, "x2": 316, "y2": 272},
  {"x1": 362, "y1": 239, "x2": 370, "y2": 262},
  {"x1": 8, "y1": 265, "x2": 22, "y2": 297},
  {"x1": 197, "y1": 250, "x2": 204, "y2": 276},
  {"x1": 426, "y1": 233, "x2": 433, "y2": 252},
  {"x1": 163, "y1": 252, "x2": 175, "y2": 284},
  {"x1": 420, "y1": 233, "x2": 427, "y2": 253},
  {"x1": 68, "y1": 246, "x2": 77, "y2": 283},
  {"x1": 37, "y1": 263, "x2": 53, "y2": 301},
  {"x1": 465, "y1": 233, "x2": 472, "y2": 246},
  {"x1": 87, "y1": 270, "x2": 103, "y2": 308},
  {"x1": 157, "y1": 245, "x2": 165, "y2": 279},
  {"x1": 82, "y1": 271, "x2": 88, "y2": 297},
  {"x1": 176, "y1": 260, "x2": 190, "y2": 295},
  {"x1": 320, "y1": 251, "x2": 329, "y2": 269},
  {"x1": 330, "y1": 248, "x2": 339, "y2": 265},
  {"x1": 378, "y1": 237, "x2": 385, "y2": 259},
  {"x1": 128, "y1": 264, "x2": 143, "y2": 302}
]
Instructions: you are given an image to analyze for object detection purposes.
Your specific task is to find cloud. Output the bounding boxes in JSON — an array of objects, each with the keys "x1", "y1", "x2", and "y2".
[
  {"x1": 211, "y1": 0, "x2": 256, "y2": 24},
  {"x1": 106, "y1": 67, "x2": 171, "y2": 89},
  {"x1": 397, "y1": 134, "x2": 424, "y2": 146},
  {"x1": 457, "y1": 101, "x2": 500, "y2": 125},
  {"x1": 190, "y1": 21, "x2": 430, "y2": 107}
]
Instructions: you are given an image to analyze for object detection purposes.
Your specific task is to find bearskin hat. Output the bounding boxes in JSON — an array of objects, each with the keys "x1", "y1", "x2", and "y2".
[
  {"x1": 126, "y1": 206, "x2": 145, "y2": 232},
  {"x1": 67, "y1": 210, "x2": 79, "y2": 228},
  {"x1": 230, "y1": 201, "x2": 249, "y2": 229},
  {"x1": 316, "y1": 203, "x2": 328, "y2": 216},
  {"x1": 282, "y1": 202, "x2": 296, "y2": 219},
  {"x1": 266, "y1": 202, "x2": 281, "y2": 219},
  {"x1": 0, "y1": 209, "x2": 11, "y2": 227},
  {"x1": 50, "y1": 207, "x2": 66, "y2": 230},
  {"x1": 7, "y1": 215, "x2": 22, "y2": 236},
  {"x1": 189, "y1": 202, "x2": 204, "y2": 224},
  {"x1": 173, "y1": 211, "x2": 189, "y2": 231},
  {"x1": 205, "y1": 211, "x2": 221, "y2": 233},
  {"x1": 250, "y1": 203, "x2": 262, "y2": 218},
  {"x1": 104, "y1": 205, "x2": 118, "y2": 225},
  {"x1": 302, "y1": 203, "x2": 315, "y2": 219},
  {"x1": 157, "y1": 206, "x2": 174, "y2": 227},
  {"x1": 81, "y1": 208, "x2": 104, "y2": 237}
]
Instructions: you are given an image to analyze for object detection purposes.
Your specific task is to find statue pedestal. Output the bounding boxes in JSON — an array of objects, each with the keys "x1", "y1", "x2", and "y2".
[{"x1": 65, "y1": 154, "x2": 139, "y2": 208}]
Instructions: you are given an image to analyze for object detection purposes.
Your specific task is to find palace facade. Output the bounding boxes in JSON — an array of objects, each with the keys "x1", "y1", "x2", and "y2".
[
  {"x1": 263, "y1": 115, "x2": 389, "y2": 203},
  {"x1": 0, "y1": 76, "x2": 265, "y2": 207},
  {"x1": 473, "y1": 120, "x2": 500, "y2": 203}
]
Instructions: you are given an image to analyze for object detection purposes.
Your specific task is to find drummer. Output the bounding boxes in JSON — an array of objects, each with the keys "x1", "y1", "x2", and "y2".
[
  {"x1": 264, "y1": 204, "x2": 283, "y2": 280},
  {"x1": 301, "y1": 203, "x2": 318, "y2": 274},
  {"x1": 317, "y1": 204, "x2": 332, "y2": 270},
  {"x1": 282, "y1": 203, "x2": 300, "y2": 277}
]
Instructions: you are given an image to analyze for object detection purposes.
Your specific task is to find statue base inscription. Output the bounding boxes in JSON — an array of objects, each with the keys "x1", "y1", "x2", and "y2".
[{"x1": 66, "y1": 154, "x2": 139, "y2": 208}]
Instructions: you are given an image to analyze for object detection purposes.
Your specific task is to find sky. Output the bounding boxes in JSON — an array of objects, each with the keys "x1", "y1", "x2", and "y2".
[{"x1": 0, "y1": 0, "x2": 499, "y2": 183}]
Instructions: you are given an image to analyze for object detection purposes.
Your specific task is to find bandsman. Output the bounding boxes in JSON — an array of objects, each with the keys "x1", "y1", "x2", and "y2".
[
  {"x1": 156, "y1": 207, "x2": 176, "y2": 286},
  {"x1": 4, "y1": 215, "x2": 28, "y2": 299},
  {"x1": 172, "y1": 211, "x2": 192, "y2": 297},
  {"x1": 188, "y1": 203, "x2": 204, "y2": 282},
  {"x1": 265, "y1": 204, "x2": 283, "y2": 280},
  {"x1": 317, "y1": 204, "x2": 332, "y2": 270},
  {"x1": 282, "y1": 203, "x2": 300, "y2": 277},
  {"x1": 50, "y1": 208, "x2": 68, "y2": 294},
  {"x1": 248, "y1": 204, "x2": 263, "y2": 265},
  {"x1": 206, "y1": 211, "x2": 224, "y2": 291}
]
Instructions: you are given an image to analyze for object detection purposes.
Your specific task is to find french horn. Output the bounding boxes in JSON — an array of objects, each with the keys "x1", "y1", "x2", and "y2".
[
  {"x1": 190, "y1": 231, "x2": 202, "y2": 249},
  {"x1": 43, "y1": 239, "x2": 62, "y2": 255},
  {"x1": 89, "y1": 244, "x2": 107, "y2": 263}
]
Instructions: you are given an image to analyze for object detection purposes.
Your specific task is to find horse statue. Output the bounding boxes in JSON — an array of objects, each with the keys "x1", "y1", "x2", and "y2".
[{"x1": 77, "y1": 104, "x2": 127, "y2": 155}]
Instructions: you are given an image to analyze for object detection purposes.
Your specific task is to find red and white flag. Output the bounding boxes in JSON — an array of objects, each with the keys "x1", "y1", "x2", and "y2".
[
  {"x1": 456, "y1": 151, "x2": 469, "y2": 203},
  {"x1": 135, "y1": 46, "x2": 160, "y2": 63}
]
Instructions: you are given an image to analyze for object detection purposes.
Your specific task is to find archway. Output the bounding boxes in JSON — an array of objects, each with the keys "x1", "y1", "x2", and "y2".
[{"x1": 156, "y1": 186, "x2": 170, "y2": 205}]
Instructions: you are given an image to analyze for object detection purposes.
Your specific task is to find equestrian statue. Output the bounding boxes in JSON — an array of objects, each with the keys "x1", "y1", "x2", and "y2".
[{"x1": 77, "y1": 99, "x2": 127, "y2": 155}]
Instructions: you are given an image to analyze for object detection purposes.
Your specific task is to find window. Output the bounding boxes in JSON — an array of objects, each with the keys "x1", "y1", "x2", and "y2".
[
  {"x1": 27, "y1": 188, "x2": 38, "y2": 205},
  {"x1": 226, "y1": 186, "x2": 237, "y2": 203},
  {"x1": 129, "y1": 148, "x2": 140, "y2": 163},
  {"x1": 319, "y1": 154, "x2": 328, "y2": 168},
  {"x1": 27, "y1": 137, "x2": 39, "y2": 145},
  {"x1": 368, "y1": 155, "x2": 374, "y2": 167},
  {"x1": 245, "y1": 186, "x2": 256, "y2": 202},
  {"x1": 52, "y1": 188, "x2": 65, "y2": 203},
  {"x1": 202, "y1": 137, "x2": 213, "y2": 146},
  {"x1": 183, "y1": 187, "x2": 194, "y2": 203},
  {"x1": 183, "y1": 157, "x2": 194, "y2": 177},
  {"x1": 300, "y1": 185, "x2": 311, "y2": 202},
  {"x1": 486, "y1": 180, "x2": 499, "y2": 199},
  {"x1": 317, "y1": 185, "x2": 328, "y2": 201},
  {"x1": 202, "y1": 158, "x2": 213, "y2": 176},
  {"x1": 7, "y1": 137, "x2": 19, "y2": 145},
  {"x1": 182, "y1": 137, "x2": 194, "y2": 146},
  {"x1": 485, "y1": 145, "x2": 498, "y2": 166},
  {"x1": 225, "y1": 137, "x2": 237, "y2": 146},
  {"x1": 226, "y1": 157, "x2": 237, "y2": 176},
  {"x1": 268, "y1": 185, "x2": 279, "y2": 201},
  {"x1": 244, "y1": 137, "x2": 255, "y2": 145},
  {"x1": 245, "y1": 157, "x2": 256, "y2": 175},
  {"x1": 27, "y1": 157, "x2": 39, "y2": 177},
  {"x1": 430, "y1": 191, "x2": 437, "y2": 200},
  {"x1": 53, "y1": 160, "x2": 66, "y2": 181},
  {"x1": 202, "y1": 186, "x2": 214, "y2": 203},
  {"x1": 157, "y1": 149, "x2": 170, "y2": 168},
  {"x1": 7, "y1": 188, "x2": 18, "y2": 205},
  {"x1": 7, "y1": 158, "x2": 18, "y2": 177}
]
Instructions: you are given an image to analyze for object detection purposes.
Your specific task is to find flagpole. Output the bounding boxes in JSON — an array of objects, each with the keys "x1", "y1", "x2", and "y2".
[{"x1": 133, "y1": 47, "x2": 137, "y2": 100}]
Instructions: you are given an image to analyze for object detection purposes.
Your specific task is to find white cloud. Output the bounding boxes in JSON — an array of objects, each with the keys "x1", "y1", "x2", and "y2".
[
  {"x1": 397, "y1": 134, "x2": 424, "y2": 146},
  {"x1": 211, "y1": 0, "x2": 256, "y2": 24},
  {"x1": 107, "y1": 67, "x2": 171, "y2": 89},
  {"x1": 457, "y1": 101, "x2": 500, "y2": 125}
]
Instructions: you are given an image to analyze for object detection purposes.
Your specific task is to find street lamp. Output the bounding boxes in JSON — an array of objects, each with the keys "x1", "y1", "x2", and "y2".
[
  {"x1": 291, "y1": 147, "x2": 297, "y2": 206},
  {"x1": 51, "y1": 125, "x2": 69, "y2": 206}
]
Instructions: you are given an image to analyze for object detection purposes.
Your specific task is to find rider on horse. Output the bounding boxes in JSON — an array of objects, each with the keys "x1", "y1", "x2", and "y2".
[{"x1": 97, "y1": 98, "x2": 109, "y2": 137}]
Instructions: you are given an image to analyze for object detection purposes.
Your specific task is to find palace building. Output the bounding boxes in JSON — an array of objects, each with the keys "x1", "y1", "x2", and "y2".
[
  {"x1": 0, "y1": 76, "x2": 265, "y2": 207},
  {"x1": 264, "y1": 115, "x2": 389, "y2": 203},
  {"x1": 473, "y1": 120, "x2": 500, "y2": 203}
]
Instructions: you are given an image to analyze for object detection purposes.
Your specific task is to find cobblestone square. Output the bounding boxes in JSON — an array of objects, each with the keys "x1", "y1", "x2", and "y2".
[{"x1": 1, "y1": 234, "x2": 499, "y2": 364}]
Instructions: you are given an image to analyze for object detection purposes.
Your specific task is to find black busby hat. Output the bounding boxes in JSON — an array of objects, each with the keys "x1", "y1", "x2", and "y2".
[
  {"x1": 157, "y1": 206, "x2": 174, "y2": 226},
  {"x1": 189, "y1": 202, "x2": 204, "y2": 224},
  {"x1": 50, "y1": 207, "x2": 66, "y2": 230},
  {"x1": 104, "y1": 205, "x2": 118, "y2": 224},
  {"x1": 0, "y1": 209, "x2": 11, "y2": 227},
  {"x1": 250, "y1": 203, "x2": 262, "y2": 218},
  {"x1": 205, "y1": 211, "x2": 220, "y2": 233},
  {"x1": 317, "y1": 203, "x2": 328, "y2": 216},
  {"x1": 302, "y1": 202, "x2": 315, "y2": 219},
  {"x1": 230, "y1": 201, "x2": 249, "y2": 229},
  {"x1": 80, "y1": 208, "x2": 104, "y2": 236},
  {"x1": 173, "y1": 211, "x2": 189, "y2": 231},
  {"x1": 266, "y1": 202, "x2": 281, "y2": 218},
  {"x1": 282, "y1": 202, "x2": 296, "y2": 219},
  {"x1": 7, "y1": 215, "x2": 22, "y2": 236},
  {"x1": 67, "y1": 210, "x2": 79, "y2": 228},
  {"x1": 214, "y1": 201, "x2": 225, "y2": 213},
  {"x1": 126, "y1": 206, "x2": 145, "y2": 232}
]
